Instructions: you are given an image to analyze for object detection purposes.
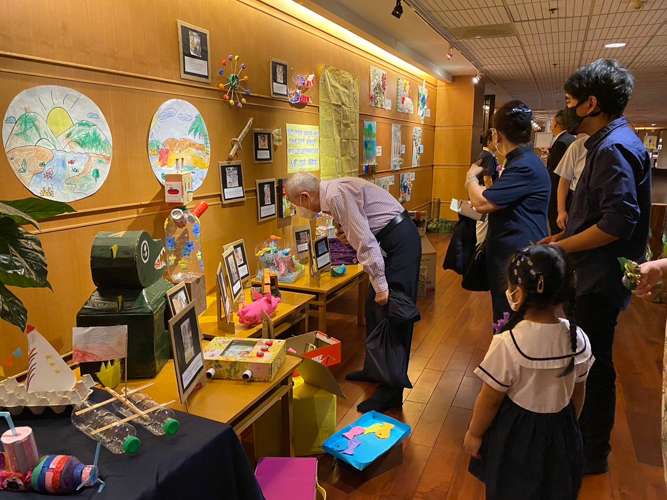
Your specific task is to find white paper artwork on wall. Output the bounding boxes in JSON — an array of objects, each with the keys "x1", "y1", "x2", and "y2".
[
  {"x1": 391, "y1": 124, "x2": 402, "y2": 170},
  {"x1": 412, "y1": 127, "x2": 422, "y2": 167}
]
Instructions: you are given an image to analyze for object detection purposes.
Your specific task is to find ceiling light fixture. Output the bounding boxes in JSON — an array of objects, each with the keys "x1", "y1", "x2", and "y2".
[
  {"x1": 446, "y1": 45, "x2": 453, "y2": 60},
  {"x1": 392, "y1": 0, "x2": 403, "y2": 19},
  {"x1": 652, "y1": 123, "x2": 657, "y2": 126},
  {"x1": 605, "y1": 42, "x2": 627, "y2": 48},
  {"x1": 472, "y1": 72, "x2": 481, "y2": 84}
]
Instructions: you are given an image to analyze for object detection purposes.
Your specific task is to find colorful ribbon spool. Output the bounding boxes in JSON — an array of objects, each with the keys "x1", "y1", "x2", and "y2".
[{"x1": 31, "y1": 455, "x2": 97, "y2": 494}]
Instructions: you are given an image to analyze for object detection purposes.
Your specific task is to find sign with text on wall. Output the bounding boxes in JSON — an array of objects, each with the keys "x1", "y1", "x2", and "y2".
[{"x1": 286, "y1": 124, "x2": 320, "y2": 173}]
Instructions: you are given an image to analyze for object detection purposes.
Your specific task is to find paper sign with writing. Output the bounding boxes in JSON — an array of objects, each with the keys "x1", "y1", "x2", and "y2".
[{"x1": 286, "y1": 124, "x2": 320, "y2": 173}]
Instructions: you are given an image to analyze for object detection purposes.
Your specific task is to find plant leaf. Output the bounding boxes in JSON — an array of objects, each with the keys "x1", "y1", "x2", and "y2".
[
  {"x1": 0, "y1": 282, "x2": 27, "y2": 331},
  {"x1": 0, "y1": 202, "x2": 39, "y2": 230},
  {"x1": 0, "y1": 198, "x2": 75, "y2": 222},
  {"x1": 0, "y1": 218, "x2": 50, "y2": 289},
  {"x1": 663, "y1": 233, "x2": 667, "y2": 245}
]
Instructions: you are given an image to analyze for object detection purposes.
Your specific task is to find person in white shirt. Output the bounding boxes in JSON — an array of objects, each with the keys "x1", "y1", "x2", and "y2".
[
  {"x1": 463, "y1": 245, "x2": 594, "y2": 499},
  {"x1": 555, "y1": 134, "x2": 590, "y2": 230}
]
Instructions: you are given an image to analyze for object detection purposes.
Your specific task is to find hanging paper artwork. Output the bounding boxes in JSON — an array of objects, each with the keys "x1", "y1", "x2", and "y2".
[
  {"x1": 397, "y1": 78, "x2": 414, "y2": 114},
  {"x1": 418, "y1": 80, "x2": 430, "y2": 124},
  {"x1": 3, "y1": 85, "x2": 113, "y2": 202},
  {"x1": 370, "y1": 66, "x2": 391, "y2": 110},
  {"x1": 374, "y1": 175, "x2": 394, "y2": 192},
  {"x1": 412, "y1": 127, "x2": 422, "y2": 167},
  {"x1": 286, "y1": 124, "x2": 320, "y2": 173},
  {"x1": 148, "y1": 99, "x2": 210, "y2": 191},
  {"x1": 363, "y1": 121, "x2": 377, "y2": 168},
  {"x1": 391, "y1": 124, "x2": 402, "y2": 170},
  {"x1": 72, "y1": 325, "x2": 128, "y2": 363},
  {"x1": 399, "y1": 172, "x2": 415, "y2": 204}
]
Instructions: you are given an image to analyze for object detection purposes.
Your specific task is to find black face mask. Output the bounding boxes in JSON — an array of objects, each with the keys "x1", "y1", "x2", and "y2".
[{"x1": 562, "y1": 100, "x2": 601, "y2": 135}]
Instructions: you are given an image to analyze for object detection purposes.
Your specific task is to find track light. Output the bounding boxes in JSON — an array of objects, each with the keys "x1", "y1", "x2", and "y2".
[
  {"x1": 472, "y1": 72, "x2": 481, "y2": 84},
  {"x1": 392, "y1": 0, "x2": 403, "y2": 19},
  {"x1": 446, "y1": 45, "x2": 453, "y2": 60}
]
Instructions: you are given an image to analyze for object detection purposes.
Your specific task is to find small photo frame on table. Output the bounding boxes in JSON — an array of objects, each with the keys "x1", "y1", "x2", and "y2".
[
  {"x1": 223, "y1": 246, "x2": 243, "y2": 302},
  {"x1": 312, "y1": 236, "x2": 332, "y2": 272},
  {"x1": 293, "y1": 224, "x2": 312, "y2": 257},
  {"x1": 270, "y1": 58, "x2": 289, "y2": 100},
  {"x1": 253, "y1": 129, "x2": 273, "y2": 164},
  {"x1": 176, "y1": 20, "x2": 211, "y2": 84},
  {"x1": 168, "y1": 302, "x2": 206, "y2": 404},
  {"x1": 223, "y1": 239, "x2": 250, "y2": 284},
  {"x1": 166, "y1": 282, "x2": 191, "y2": 317},
  {"x1": 256, "y1": 178, "x2": 277, "y2": 222},
  {"x1": 216, "y1": 263, "x2": 233, "y2": 324},
  {"x1": 278, "y1": 178, "x2": 297, "y2": 218},
  {"x1": 220, "y1": 160, "x2": 245, "y2": 204}
]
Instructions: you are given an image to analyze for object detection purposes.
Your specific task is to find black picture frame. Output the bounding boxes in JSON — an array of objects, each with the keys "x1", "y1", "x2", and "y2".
[
  {"x1": 223, "y1": 246, "x2": 243, "y2": 301},
  {"x1": 293, "y1": 224, "x2": 311, "y2": 257},
  {"x1": 177, "y1": 20, "x2": 211, "y2": 83},
  {"x1": 219, "y1": 160, "x2": 246, "y2": 204},
  {"x1": 270, "y1": 58, "x2": 289, "y2": 100},
  {"x1": 312, "y1": 235, "x2": 331, "y2": 272},
  {"x1": 253, "y1": 129, "x2": 273, "y2": 164},
  {"x1": 168, "y1": 302, "x2": 205, "y2": 403},
  {"x1": 277, "y1": 178, "x2": 297, "y2": 218},
  {"x1": 223, "y1": 239, "x2": 250, "y2": 284},
  {"x1": 166, "y1": 282, "x2": 192, "y2": 317},
  {"x1": 216, "y1": 262, "x2": 232, "y2": 324},
  {"x1": 256, "y1": 178, "x2": 277, "y2": 222}
]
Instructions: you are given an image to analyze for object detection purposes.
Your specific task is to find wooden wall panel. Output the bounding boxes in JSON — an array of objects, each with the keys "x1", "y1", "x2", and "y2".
[{"x1": 0, "y1": 0, "x2": 439, "y2": 373}]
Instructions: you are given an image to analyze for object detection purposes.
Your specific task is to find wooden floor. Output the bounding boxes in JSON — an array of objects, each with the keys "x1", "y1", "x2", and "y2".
[{"x1": 312, "y1": 233, "x2": 667, "y2": 500}]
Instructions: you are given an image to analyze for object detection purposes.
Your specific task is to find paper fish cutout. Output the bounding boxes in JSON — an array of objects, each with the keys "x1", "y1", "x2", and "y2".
[
  {"x1": 26, "y1": 326, "x2": 76, "y2": 392},
  {"x1": 342, "y1": 438, "x2": 361, "y2": 456},
  {"x1": 364, "y1": 422, "x2": 394, "y2": 439},
  {"x1": 343, "y1": 426, "x2": 364, "y2": 440},
  {"x1": 364, "y1": 423, "x2": 383, "y2": 435}
]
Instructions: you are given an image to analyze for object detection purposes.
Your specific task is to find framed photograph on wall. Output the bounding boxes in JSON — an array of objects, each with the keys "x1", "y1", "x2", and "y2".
[
  {"x1": 256, "y1": 178, "x2": 277, "y2": 222},
  {"x1": 166, "y1": 282, "x2": 191, "y2": 317},
  {"x1": 277, "y1": 178, "x2": 297, "y2": 218},
  {"x1": 270, "y1": 58, "x2": 289, "y2": 100},
  {"x1": 223, "y1": 246, "x2": 243, "y2": 302},
  {"x1": 219, "y1": 160, "x2": 246, "y2": 204},
  {"x1": 253, "y1": 129, "x2": 273, "y2": 164},
  {"x1": 177, "y1": 20, "x2": 211, "y2": 83},
  {"x1": 293, "y1": 224, "x2": 312, "y2": 257},
  {"x1": 312, "y1": 236, "x2": 331, "y2": 272},
  {"x1": 216, "y1": 263, "x2": 233, "y2": 324},
  {"x1": 223, "y1": 239, "x2": 250, "y2": 284},
  {"x1": 168, "y1": 302, "x2": 206, "y2": 403}
]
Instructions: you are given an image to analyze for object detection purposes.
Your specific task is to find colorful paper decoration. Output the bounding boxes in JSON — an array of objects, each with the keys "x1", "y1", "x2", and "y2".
[
  {"x1": 399, "y1": 172, "x2": 415, "y2": 204},
  {"x1": 218, "y1": 55, "x2": 251, "y2": 108},
  {"x1": 72, "y1": 325, "x2": 128, "y2": 363},
  {"x1": 370, "y1": 66, "x2": 391, "y2": 110},
  {"x1": 412, "y1": 127, "x2": 422, "y2": 167},
  {"x1": 362, "y1": 121, "x2": 377, "y2": 169},
  {"x1": 26, "y1": 326, "x2": 77, "y2": 392},
  {"x1": 397, "y1": 78, "x2": 414, "y2": 114},
  {"x1": 12, "y1": 348, "x2": 20, "y2": 358},
  {"x1": 2, "y1": 85, "x2": 113, "y2": 202},
  {"x1": 391, "y1": 124, "x2": 402, "y2": 170},
  {"x1": 148, "y1": 99, "x2": 210, "y2": 191},
  {"x1": 418, "y1": 80, "x2": 430, "y2": 124},
  {"x1": 289, "y1": 73, "x2": 315, "y2": 104},
  {"x1": 96, "y1": 359, "x2": 121, "y2": 389}
]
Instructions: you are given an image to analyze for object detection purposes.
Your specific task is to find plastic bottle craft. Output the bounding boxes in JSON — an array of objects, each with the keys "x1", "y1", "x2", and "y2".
[
  {"x1": 71, "y1": 402, "x2": 141, "y2": 455},
  {"x1": 255, "y1": 236, "x2": 305, "y2": 284},
  {"x1": 164, "y1": 201, "x2": 208, "y2": 282},
  {"x1": 219, "y1": 55, "x2": 250, "y2": 108},
  {"x1": 111, "y1": 393, "x2": 179, "y2": 436}
]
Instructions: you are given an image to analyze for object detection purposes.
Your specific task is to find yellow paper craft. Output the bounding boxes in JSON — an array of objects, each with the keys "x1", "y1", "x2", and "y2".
[
  {"x1": 364, "y1": 423, "x2": 383, "y2": 435},
  {"x1": 376, "y1": 423, "x2": 394, "y2": 439}
]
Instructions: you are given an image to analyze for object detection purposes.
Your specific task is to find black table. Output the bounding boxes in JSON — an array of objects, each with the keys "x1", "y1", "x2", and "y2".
[{"x1": 0, "y1": 391, "x2": 264, "y2": 499}]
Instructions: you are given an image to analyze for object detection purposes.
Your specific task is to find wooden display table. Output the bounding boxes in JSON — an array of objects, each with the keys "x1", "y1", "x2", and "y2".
[
  {"x1": 125, "y1": 355, "x2": 303, "y2": 457},
  {"x1": 199, "y1": 288, "x2": 313, "y2": 339},
  {"x1": 253, "y1": 264, "x2": 369, "y2": 333}
]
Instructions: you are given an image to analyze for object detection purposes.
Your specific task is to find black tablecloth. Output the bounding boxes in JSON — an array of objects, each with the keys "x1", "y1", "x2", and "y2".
[{"x1": 0, "y1": 391, "x2": 264, "y2": 500}]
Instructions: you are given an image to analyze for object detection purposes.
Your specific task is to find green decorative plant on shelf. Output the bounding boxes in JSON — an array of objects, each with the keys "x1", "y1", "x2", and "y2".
[{"x1": 0, "y1": 198, "x2": 75, "y2": 331}]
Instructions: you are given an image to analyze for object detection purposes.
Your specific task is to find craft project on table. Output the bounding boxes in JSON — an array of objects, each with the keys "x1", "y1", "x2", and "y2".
[
  {"x1": 255, "y1": 235, "x2": 305, "y2": 284},
  {"x1": 3, "y1": 85, "x2": 113, "y2": 202}
]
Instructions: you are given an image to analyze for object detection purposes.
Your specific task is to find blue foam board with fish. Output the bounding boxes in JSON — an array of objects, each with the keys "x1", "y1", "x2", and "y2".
[{"x1": 322, "y1": 411, "x2": 411, "y2": 470}]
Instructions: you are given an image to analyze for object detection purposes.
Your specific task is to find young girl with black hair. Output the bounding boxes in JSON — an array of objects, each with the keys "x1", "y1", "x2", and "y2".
[{"x1": 464, "y1": 244, "x2": 594, "y2": 500}]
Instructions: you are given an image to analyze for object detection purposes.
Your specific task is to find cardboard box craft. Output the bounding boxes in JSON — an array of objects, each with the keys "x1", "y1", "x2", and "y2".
[
  {"x1": 203, "y1": 337, "x2": 286, "y2": 382},
  {"x1": 420, "y1": 236, "x2": 437, "y2": 291},
  {"x1": 285, "y1": 331, "x2": 342, "y2": 367}
]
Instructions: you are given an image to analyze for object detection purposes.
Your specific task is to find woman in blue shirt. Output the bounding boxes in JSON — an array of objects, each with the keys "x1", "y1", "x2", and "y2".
[{"x1": 465, "y1": 101, "x2": 551, "y2": 322}]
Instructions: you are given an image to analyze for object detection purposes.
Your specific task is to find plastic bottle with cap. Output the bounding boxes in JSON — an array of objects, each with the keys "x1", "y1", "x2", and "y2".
[
  {"x1": 71, "y1": 402, "x2": 141, "y2": 455},
  {"x1": 111, "y1": 393, "x2": 180, "y2": 436},
  {"x1": 164, "y1": 201, "x2": 208, "y2": 282}
]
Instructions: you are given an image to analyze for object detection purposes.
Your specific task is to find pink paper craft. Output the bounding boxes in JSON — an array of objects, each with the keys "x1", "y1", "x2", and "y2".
[
  {"x1": 343, "y1": 426, "x2": 365, "y2": 440},
  {"x1": 255, "y1": 457, "x2": 317, "y2": 500},
  {"x1": 237, "y1": 293, "x2": 281, "y2": 326},
  {"x1": 342, "y1": 438, "x2": 362, "y2": 456}
]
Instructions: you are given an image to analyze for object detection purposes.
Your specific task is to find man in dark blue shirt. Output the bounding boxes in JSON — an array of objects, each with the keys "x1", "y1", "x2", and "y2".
[{"x1": 541, "y1": 59, "x2": 652, "y2": 475}]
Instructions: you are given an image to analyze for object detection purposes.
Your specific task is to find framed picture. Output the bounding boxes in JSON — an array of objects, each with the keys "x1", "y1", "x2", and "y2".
[
  {"x1": 270, "y1": 58, "x2": 289, "y2": 100},
  {"x1": 293, "y1": 224, "x2": 312, "y2": 257},
  {"x1": 216, "y1": 262, "x2": 233, "y2": 324},
  {"x1": 168, "y1": 302, "x2": 206, "y2": 403},
  {"x1": 312, "y1": 236, "x2": 331, "y2": 272},
  {"x1": 223, "y1": 239, "x2": 250, "y2": 284},
  {"x1": 253, "y1": 129, "x2": 273, "y2": 164},
  {"x1": 277, "y1": 178, "x2": 297, "y2": 218},
  {"x1": 177, "y1": 20, "x2": 211, "y2": 84},
  {"x1": 166, "y1": 282, "x2": 191, "y2": 317},
  {"x1": 223, "y1": 246, "x2": 243, "y2": 302},
  {"x1": 256, "y1": 178, "x2": 277, "y2": 222},
  {"x1": 220, "y1": 160, "x2": 246, "y2": 204}
]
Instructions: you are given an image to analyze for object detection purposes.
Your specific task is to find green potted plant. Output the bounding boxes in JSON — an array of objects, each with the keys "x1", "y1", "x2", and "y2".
[{"x1": 0, "y1": 198, "x2": 75, "y2": 331}]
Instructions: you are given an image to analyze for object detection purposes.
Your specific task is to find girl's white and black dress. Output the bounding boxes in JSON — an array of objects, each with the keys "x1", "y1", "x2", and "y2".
[{"x1": 469, "y1": 319, "x2": 595, "y2": 500}]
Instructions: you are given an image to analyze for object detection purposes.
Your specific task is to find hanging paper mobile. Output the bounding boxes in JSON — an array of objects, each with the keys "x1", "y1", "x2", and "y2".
[{"x1": 218, "y1": 55, "x2": 250, "y2": 108}]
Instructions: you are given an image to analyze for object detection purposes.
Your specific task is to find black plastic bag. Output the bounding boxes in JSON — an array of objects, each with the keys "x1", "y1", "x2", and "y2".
[
  {"x1": 364, "y1": 290, "x2": 419, "y2": 389},
  {"x1": 461, "y1": 243, "x2": 490, "y2": 292},
  {"x1": 443, "y1": 215, "x2": 478, "y2": 275}
]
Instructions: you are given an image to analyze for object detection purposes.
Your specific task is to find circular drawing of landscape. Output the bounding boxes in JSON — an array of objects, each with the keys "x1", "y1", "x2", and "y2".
[
  {"x1": 148, "y1": 99, "x2": 210, "y2": 191},
  {"x1": 2, "y1": 85, "x2": 113, "y2": 202}
]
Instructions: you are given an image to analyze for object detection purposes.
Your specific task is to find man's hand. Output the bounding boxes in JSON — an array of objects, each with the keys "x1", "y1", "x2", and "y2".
[
  {"x1": 463, "y1": 431, "x2": 483, "y2": 459},
  {"x1": 633, "y1": 260, "x2": 666, "y2": 299},
  {"x1": 467, "y1": 160, "x2": 484, "y2": 180},
  {"x1": 375, "y1": 290, "x2": 389, "y2": 306},
  {"x1": 538, "y1": 232, "x2": 565, "y2": 245},
  {"x1": 557, "y1": 211, "x2": 569, "y2": 231}
]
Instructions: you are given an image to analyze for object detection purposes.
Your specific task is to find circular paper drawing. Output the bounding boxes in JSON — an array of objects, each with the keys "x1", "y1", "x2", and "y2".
[
  {"x1": 148, "y1": 99, "x2": 210, "y2": 191},
  {"x1": 3, "y1": 85, "x2": 113, "y2": 202}
]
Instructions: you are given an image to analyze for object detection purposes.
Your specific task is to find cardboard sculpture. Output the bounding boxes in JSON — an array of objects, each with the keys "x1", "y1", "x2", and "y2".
[
  {"x1": 77, "y1": 231, "x2": 172, "y2": 379},
  {"x1": 203, "y1": 338, "x2": 286, "y2": 382}
]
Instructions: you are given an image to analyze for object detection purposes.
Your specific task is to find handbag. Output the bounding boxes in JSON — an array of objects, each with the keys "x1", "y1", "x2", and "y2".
[{"x1": 461, "y1": 243, "x2": 489, "y2": 292}]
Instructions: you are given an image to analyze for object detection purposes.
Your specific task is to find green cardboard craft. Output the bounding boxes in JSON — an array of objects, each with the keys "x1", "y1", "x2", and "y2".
[{"x1": 77, "y1": 231, "x2": 172, "y2": 379}]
